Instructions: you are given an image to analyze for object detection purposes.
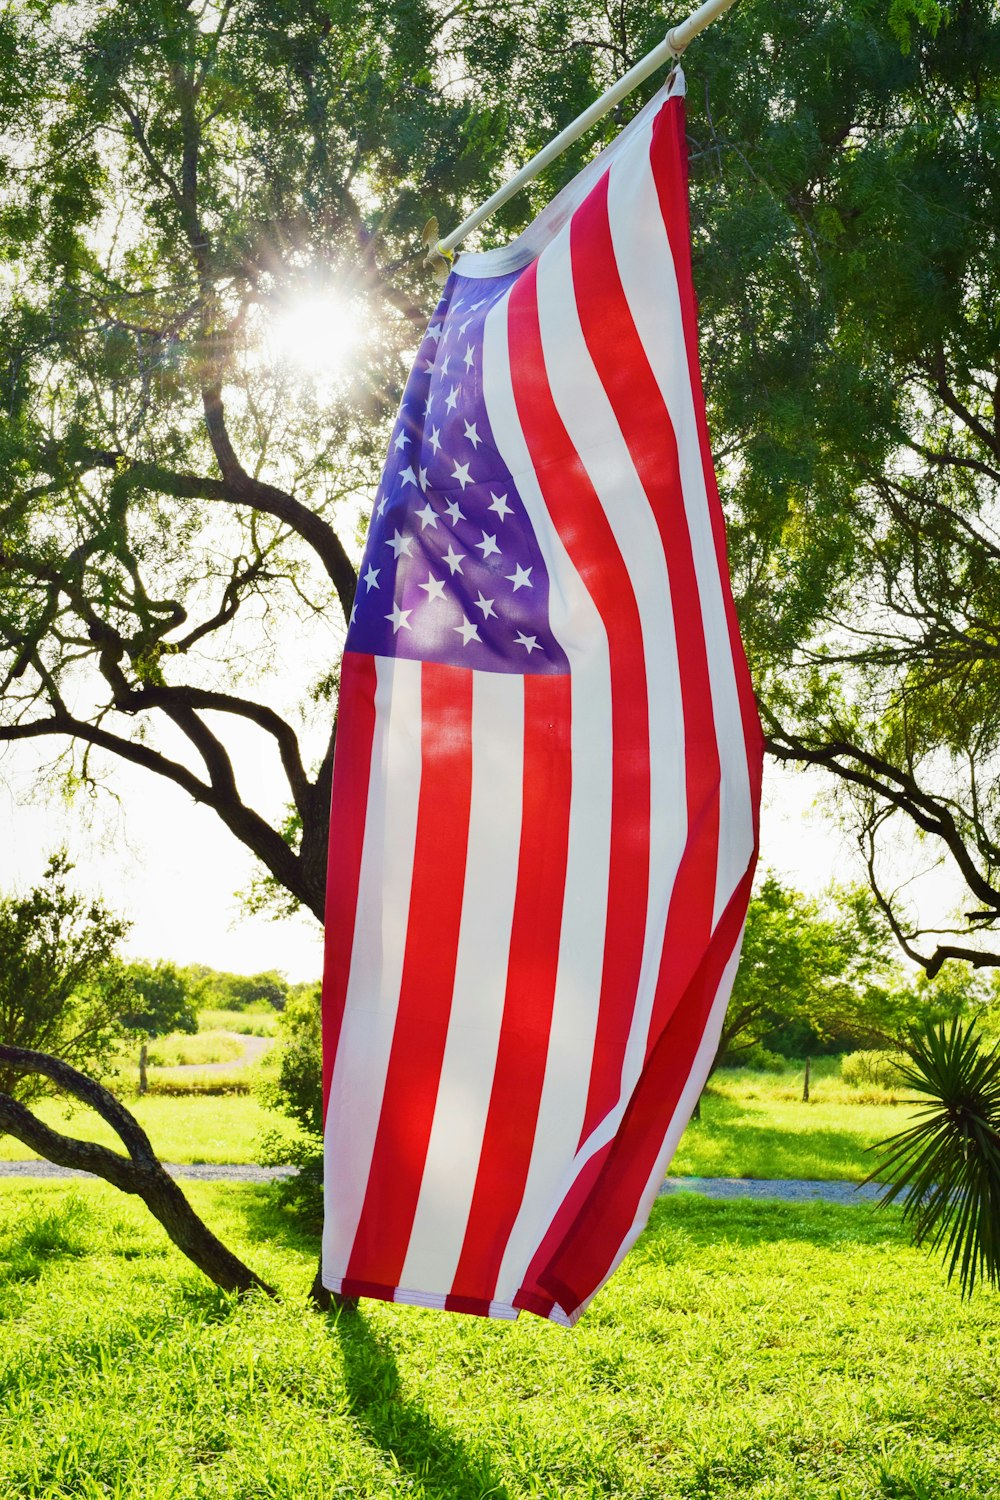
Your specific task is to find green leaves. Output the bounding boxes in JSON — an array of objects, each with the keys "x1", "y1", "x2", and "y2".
[{"x1": 870, "y1": 1017, "x2": 1000, "y2": 1296}]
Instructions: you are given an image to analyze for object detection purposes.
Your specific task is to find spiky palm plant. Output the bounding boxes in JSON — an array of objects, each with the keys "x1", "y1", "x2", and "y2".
[{"x1": 868, "y1": 1017, "x2": 1000, "y2": 1297}]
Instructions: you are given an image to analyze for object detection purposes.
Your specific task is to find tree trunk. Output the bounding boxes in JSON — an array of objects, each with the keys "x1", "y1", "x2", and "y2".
[
  {"x1": 803, "y1": 1055, "x2": 811, "y2": 1103},
  {"x1": 139, "y1": 1040, "x2": 148, "y2": 1095},
  {"x1": 0, "y1": 1044, "x2": 274, "y2": 1299}
]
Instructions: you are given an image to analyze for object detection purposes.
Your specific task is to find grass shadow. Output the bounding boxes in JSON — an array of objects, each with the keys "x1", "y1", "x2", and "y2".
[
  {"x1": 674, "y1": 1092, "x2": 894, "y2": 1182},
  {"x1": 335, "y1": 1304, "x2": 511, "y2": 1500},
  {"x1": 646, "y1": 1191, "x2": 907, "y2": 1257},
  {"x1": 0, "y1": 1190, "x2": 94, "y2": 1284}
]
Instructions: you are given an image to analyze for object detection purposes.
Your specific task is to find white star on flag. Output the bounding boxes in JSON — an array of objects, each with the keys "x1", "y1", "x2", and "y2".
[
  {"x1": 393, "y1": 430, "x2": 410, "y2": 451},
  {"x1": 445, "y1": 386, "x2": 459, "y2": 412},
  {"x1": 444, "y1": 501, "x2": 465, "y2": 526},
  {"x1": 428, "y1": 427, "x2": 442, "y2": 454},
  {"x1": 385, "y1": 603, "x2": 412, "y2": 633},
  {"x1": 488, "y1": 492, "x2": 513, "y2": 520},
  {"x1": 454, "y1": 618, "x2": 481, "y2": 646},
  {"x1": 451, "y1": 461, "x2": 473, "y2": 490},
  {"x1": 387, "y1": 531, "x2": 413, "y2": 559},
  {"x1": 464, "y1": 422, "x2": 482, "y2": 450},
  {"x1": 443, "y1": 545, "x2": 465, "y2": 575},
  {"x1": 475, "y1": 532, "x2": 501, "y2": 559},
  {"x1": 514, "y1": 631, "x2": 540, "y2": 653},
  {"x1": 463, "y1": 345, "x2": 475, "y2": 370},
  {"x1": 418, "y1": 575, "x2": 446, "y2": 602},
  {"x1": 414, "y1": 503, "x2": 438, "y2": 530},
  {"x1": 399, "y1": 466, "x2": 417, "y2": 487},
  {"x1": 474, "y1": 592, "x2": 496, "y2": 619},
  {"x1": 363, "y1": 565, "x2": 380, "y2": 591},
  {"x1": 505, "y1": 563, "x2": 532, "y2": 590}
]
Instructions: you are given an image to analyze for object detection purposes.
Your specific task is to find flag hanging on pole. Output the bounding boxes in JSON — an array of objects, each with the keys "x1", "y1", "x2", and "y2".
[{"x1": 320, "y1": 66, "x2": 763, "y2": 1327}]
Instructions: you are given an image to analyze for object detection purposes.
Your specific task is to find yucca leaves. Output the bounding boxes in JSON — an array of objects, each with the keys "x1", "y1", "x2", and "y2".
[{"x1": 868, "y1": 1018, "x2": 1000, "y2": 1297}]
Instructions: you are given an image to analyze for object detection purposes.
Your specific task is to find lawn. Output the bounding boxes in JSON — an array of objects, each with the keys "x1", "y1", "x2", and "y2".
[
  {"x1": 0, "y1": 1179, "x2": 997, "y2": 1498},
  {"x1": 0, "y1": 1092, "x2": 297, "y2": 1165},
  {"x1": 671, "y1": 1088, "x2": 905, "y2": 1183}
]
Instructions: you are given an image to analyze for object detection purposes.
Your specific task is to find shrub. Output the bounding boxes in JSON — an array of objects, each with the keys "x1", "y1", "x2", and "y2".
[
  {"x1": 717, "y1": 1043, "x2": 788, "y2": 1074},
  {"x1": 840, "y1": 1049, "x2": 905, "y2": 1091}
]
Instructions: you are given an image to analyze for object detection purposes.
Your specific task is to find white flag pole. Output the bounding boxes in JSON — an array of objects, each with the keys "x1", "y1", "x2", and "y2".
[{"x1": 431, "y1": 0, "x2": 739, "y2": 263}]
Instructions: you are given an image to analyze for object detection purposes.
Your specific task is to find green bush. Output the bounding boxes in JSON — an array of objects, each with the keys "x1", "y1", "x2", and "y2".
[
  {"x1": 717, "y1": 1043, "x2": 788, "y2": 1073},
  {"x1": 259, "y1": 985, "x2": 323, "y2": 1224},
  {"x1": 260, "y1": 985, "x2": 322, "y2": 1136},
  {"x1": 840, "y1": 1049, "x2": 904, "y2": 1091}
]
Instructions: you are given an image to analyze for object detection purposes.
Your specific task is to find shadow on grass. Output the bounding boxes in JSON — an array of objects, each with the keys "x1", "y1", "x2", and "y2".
[
  {"x1": 647, "y1": 1191, "x2": 906, "y2": 1255},
  {"x1": 0, "y1": 1190, "x2": 94, "y2": 1284},
  {"x1": 233, "y1": 1184, "x2": 322, "y2": 1259},
  {"x1": 335, "y1": 1304, "x2": 510, "y2": 1500},
  {"x1": 674, "y1": 1092, "x2": 892, "y2": 1182}
]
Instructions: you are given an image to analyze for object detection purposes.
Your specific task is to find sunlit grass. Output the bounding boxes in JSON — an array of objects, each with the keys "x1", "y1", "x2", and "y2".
[
  {"x1": 0, "y1": 1180, "x2": 997, "y2": 1498},
  {"x1": 147, "y1": 1032, "x2": 246, "y2": 1067},
  {"x1": 671, "y1": 1081, "x2": 907, "y2": 1183},
  {"x1": 0, "y1": 1092, "x2": 297, "y2": 1165}
]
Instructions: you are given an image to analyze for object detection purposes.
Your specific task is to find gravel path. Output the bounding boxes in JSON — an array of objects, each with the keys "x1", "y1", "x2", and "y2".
[{"x1": 0, "y1": 1162, "x2": 883, "y2": 1200}]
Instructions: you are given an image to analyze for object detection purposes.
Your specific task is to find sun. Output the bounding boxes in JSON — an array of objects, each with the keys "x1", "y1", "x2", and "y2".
[{"x1": 266, "y1": 288, "x2": 364, "y2": 380}]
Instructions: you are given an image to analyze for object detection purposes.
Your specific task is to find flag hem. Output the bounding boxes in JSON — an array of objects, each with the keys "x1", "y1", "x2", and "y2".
[{"x1": 321, "y1": 1275, "x2": 575, "y2": 1328}]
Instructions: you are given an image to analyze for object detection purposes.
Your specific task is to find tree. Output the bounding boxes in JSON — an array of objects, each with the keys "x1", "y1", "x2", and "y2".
[
  {"x1": 121, "y1": 957, "x2": 198, "y2": 1094},
  {"x1": 0, "y1": 0, "x2": 516, "y2": 924},
  {"x1": 122, "y1": 958, "x2": 198, "y2": 1037},
  {"x1": 0, "y1": 860, "x2": 271, "y2": 1295},
  {"x1": 0, "y1": 852, "x2": 132, "y2": 1101},
  {"x1": 718, "y1": 874, "x2": 923, "y2": 1066}
]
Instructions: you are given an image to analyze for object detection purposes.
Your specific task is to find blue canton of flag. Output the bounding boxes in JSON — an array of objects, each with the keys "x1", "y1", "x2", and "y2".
[{"x1": 347, "y1": 274, "x2": 569, "y2": 675}]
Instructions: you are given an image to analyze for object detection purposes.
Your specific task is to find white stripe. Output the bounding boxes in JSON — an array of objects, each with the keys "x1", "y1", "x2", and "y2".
[
  {"x1": 566, "y1": 923, "x2": 747, "y2": 1325},
  {"x1": 399, "y1": 672, "x2": 525, "y2": 1295},
  {"x1": 607, "y1": 117, "x2": 754, "y2": 929},
  {"x1": 481, "y1": 290, "x2": 616, "y2": 1305},
  {"x1": 321, "y1": 656, "x2": 423, "y2": 1283},
  {"x1": 534, "y1": 186, "x2": 687, "y2": 1163}
]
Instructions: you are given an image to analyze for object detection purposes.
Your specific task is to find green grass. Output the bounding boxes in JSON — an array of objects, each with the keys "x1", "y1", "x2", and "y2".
[
  {"x1": 147, "y1": 1031, "x2": 246, "y2": 1067},
  {"x1": 0, "y1": 1092, "x2": 297, "y2": 1164},
  {"x1": 0, "y1": 1181, "x2": 997, "y2": 1498},
  {"x1": 671, "y1": 1085, "x2": 905, "y2": 1183}
]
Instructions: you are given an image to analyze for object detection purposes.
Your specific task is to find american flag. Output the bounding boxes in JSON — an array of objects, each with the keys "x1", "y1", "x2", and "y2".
[{"x1": 321, "y1": 68, "x2": 763, "y2": 1326}]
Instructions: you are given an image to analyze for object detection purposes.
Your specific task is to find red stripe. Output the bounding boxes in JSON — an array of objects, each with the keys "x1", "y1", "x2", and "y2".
[
  {"x1": 505, "y1": 259, "x2": 652, "y2": 1154},
  {"x1": 345, "y1": 662, "x2": 474, "y2": 1288},
  {"x1": 447, "y1": 673, "x2": 572, "y2": 1307},
  {"x1": 651, "y1": 97, "x2": 765, "y2": 808},
  {"x1": 321, "y1": 650, "x2": 378, "y2": 1120},
  {"x1": 570, "y1": 161, "x2": 722, "y2": 1064}
]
